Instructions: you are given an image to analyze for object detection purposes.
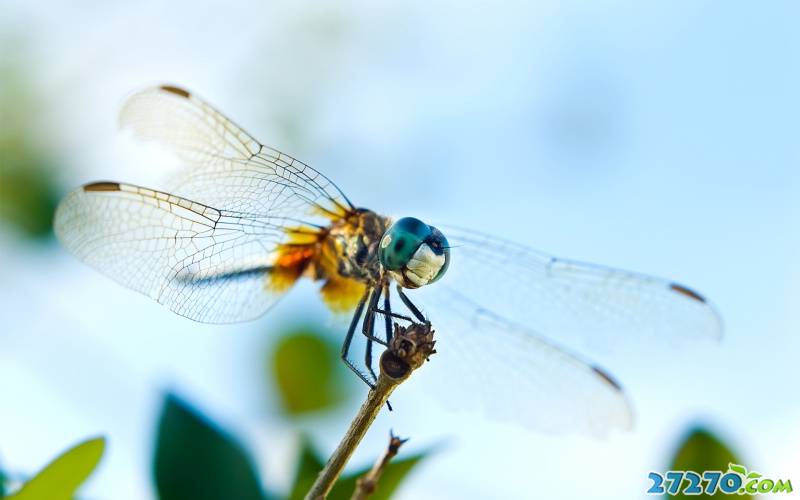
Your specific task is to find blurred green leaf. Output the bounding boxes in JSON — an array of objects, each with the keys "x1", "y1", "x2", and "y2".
[
  {"x1": 154, "y1": 393, "x2": 265, "y2": 500},
  {"x1": 271, "y1": 329, "x2": 350, "y2": 416},
  {"x1": 747, "y1": 472, "x2": 762, "y2": 479},
  {"x1": 0, "y1": 467, "x2": 6, "y2": 497},
  {"x1": 287, "y1": 438, "x2": 427, "y2": 500},
  {"x1": 331, "y1": 453, "x2": 425, "y2": 500},
  {"x1": 669, "y1": 426, "x2": 742, "y2": 499},
  {"x1": 0, "y1": 56, "x2": 61, "y2": 240},
  {"x1": 0, "y1": 156, "x2": 59, "y2": 238},
  {"x1": 286, "y1": 438, "x2": 325, "y2": 500},
  {"x1": 6, "y1": 436, "x2": 105, "y2": 500}
]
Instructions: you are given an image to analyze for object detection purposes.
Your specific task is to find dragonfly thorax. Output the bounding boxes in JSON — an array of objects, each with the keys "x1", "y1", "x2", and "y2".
[{"x1": 321, "y1": 209, "x2": 389, "y2": 284}]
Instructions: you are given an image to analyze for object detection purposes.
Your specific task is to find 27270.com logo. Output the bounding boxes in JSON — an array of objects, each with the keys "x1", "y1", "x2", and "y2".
[{"x1": 647, "y1": 463, "x2": 793, "y2": 495}]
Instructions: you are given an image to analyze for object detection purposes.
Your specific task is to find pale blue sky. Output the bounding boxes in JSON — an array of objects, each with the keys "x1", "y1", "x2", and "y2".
[{"x1": 1, "y1": 1, "x2": 798, "y2": 498}]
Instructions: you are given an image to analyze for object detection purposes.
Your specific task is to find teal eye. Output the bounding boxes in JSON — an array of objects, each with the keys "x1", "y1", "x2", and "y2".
[
  {"x1": 427, "y1": 226, "x2": 450, "y2": 283},
  {"x1": 379, "y1": 217, "x2": 430, "y2": 270},
  {"x1": 380, "y1": 217, "x2": 450, "y2": 288}
]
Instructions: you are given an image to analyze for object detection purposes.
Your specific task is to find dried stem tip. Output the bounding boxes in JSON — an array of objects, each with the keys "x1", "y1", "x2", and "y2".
[
  {"x1": 380, "y1": 321, "x2": 436, "y2": 380},
  {"x1": 351, "y1": 431, "x2": 409, "y2": 500}
]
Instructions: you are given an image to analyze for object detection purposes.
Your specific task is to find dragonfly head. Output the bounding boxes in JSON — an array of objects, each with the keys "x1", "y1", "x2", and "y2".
[{"x1": 379, "y1": 217, "x2": 450, "y2": 289}]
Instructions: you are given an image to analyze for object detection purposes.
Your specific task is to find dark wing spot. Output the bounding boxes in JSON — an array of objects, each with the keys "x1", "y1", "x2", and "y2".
[
  {"x1": 160, "y1": 85, "x2": 191, "y2": 98},
  {"x1": 591, "y1": 365, "x2": 623, "y2": 392},
  {"x1": 670, "y1": 283, "x2": 706, "y2": 303},
  {"x1": 83, "y1": 182, "x2": 121, "y2": 192}
]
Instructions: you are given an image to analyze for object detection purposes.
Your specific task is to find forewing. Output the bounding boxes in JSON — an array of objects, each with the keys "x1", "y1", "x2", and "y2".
[
  {"x1": 54, "y1": 182, "x2": 292, "y2": 323},
  {"x1": 434, "y1": 226, "x2": 722, "y2": 354},
  {"x1": 119, "y1": 85, "x2": 353, "y2": 218},
  {"x1": 56, "y1": 85, "x2": 360, "y2": 323}
]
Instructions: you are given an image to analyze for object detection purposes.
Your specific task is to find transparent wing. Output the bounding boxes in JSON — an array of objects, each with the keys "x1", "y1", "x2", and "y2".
[
  {"x1": 433, "y1": 226, "x2": 722, "y2": 352},
  {"x1": 119, "y1": 85, "x2": 354, "y2": 218},
  {"x1": 54, "y1": 182, "x2": 298, "y2": 323},
  {"x1": 408, "y1": 227, "x2": 721, "y2": 435},
  {"x1": 56, "y1": 85, "x2": 358, "y2": 323},
  {"x1": 413, "y1": 291, "x2": 633, "y2": 437}
]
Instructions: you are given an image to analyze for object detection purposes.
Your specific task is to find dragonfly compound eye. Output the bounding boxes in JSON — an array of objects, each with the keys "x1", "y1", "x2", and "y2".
[{"x1": 380, "y1": 217, "x2": 450, "y2": 288}]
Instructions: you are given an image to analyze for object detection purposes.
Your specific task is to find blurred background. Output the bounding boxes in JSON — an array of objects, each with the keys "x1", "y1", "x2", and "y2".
[{"x1": 1, "y1": 0, "x2": 798, "y2": 498}]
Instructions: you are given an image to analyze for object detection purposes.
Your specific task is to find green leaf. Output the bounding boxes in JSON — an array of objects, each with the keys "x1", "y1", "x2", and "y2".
[
  {"x1": 286, "y1": 438, "x2": 325, "y2": 500},
  {"x1": 153, "y1": 393, "x2": 265, "y2": 500},
  {"x1": 331, "y1": 453, "x2": 426, "y2": 500},
  {"x1": 1, "y1": 467, "x2": 7, "y2": 497},
  {"x1": 0, "y1": 55, "x2": 61, "y2": 241},
  {"x1": 6, "y1": 436, "x2": 105, "y2": 500},
  {"x1": 747, "y1": 472, "x2": 762, "y2": 479},
  {"x1": 0, "y1": 154, "x2": 60, "y2": 239},
  {"x1": 286, "y1": 438, "x2": 427, "y2": 500},
  {"x1": 669, "y1": 426, "x2": 742, "y2": 499},
  {"x1": 271, "y1": 329, "x2": 351, "y2": 416}
]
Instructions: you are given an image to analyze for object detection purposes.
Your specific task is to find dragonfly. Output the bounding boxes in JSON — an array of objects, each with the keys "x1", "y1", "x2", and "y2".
[{"x1": 54, "y1": 85, "x2": 722, "y2": 437}]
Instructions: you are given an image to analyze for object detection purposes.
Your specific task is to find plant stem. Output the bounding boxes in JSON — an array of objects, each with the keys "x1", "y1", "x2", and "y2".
[
  {"x1": 351, "y1": 431, "x2": 408, "y2": 500},
  {"x1": 305, "y1": 322, "x2": 435, "y2": 500},
  {"x1": 305, "y1": 375, "x2": 398, "y2": 500}
]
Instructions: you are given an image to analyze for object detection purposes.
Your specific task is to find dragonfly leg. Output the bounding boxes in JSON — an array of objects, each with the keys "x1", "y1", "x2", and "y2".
[
  {"x1": 362, "y1": 286, "x2": 383, "y2": 384},
  {"x1": 341, "y1": 288, "x2": 375, "y2": 389},
  {"x1": 397, "y1": 285, "x2": 426, "y2": 322},
  {"x1": 364, "y1": 338, "x2": 376, "y2": 383},
  {"x1": 365, "y1": 284, "x2": 395, "y2": 411},
  {"x1": 362, "y1": 285, "x2": 388, "y2": 347},
  {"x1": 382, "y1": 282, "x2": 393, "y2": 343},
  {"x1": 373, "y1": 308, "x2": 414, "y2": 324}
]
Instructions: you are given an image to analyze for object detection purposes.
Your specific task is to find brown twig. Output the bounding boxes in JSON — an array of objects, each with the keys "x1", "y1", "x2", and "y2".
[
  {"x1": 351, "y1": 431, "x2": 408, "y2": 500},
  {"x1": 305, "y1": 321, "x2": 435, "y2": 500}
]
